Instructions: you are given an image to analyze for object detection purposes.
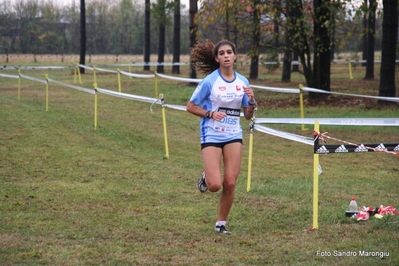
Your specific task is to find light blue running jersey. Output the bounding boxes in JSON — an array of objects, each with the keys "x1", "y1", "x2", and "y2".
[{"x1": 189, "y1": 69, "x2": 250, "y2": 144}]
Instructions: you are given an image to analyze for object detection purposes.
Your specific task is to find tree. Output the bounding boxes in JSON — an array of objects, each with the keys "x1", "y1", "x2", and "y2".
[
  {"x1": 85, "y1": 2, "x2": 110, "y2": 54},
  {"x1": 14, "y1": 0, "x2": 40, "y2": 54},
  {"x1": 361, "y1": 0, "x2": 368, "y2": 66},
  {"x1": 172, "y1": 0, "x2": 181, "y2": 74},
  {"x1": 196, "y1": 0, "x2": 263, "y2": 79},
  {"x1": 153, "y1": 0, "x2": 167, "y2": 73},
  {"x1": 153, "y1": 0, "x2": 173, "y2": 74},
  {"x1": 281, "y1": 1, "x2": 313, "y2": 86},
  {"x1": 378, "y1": 0, "x2": 398, "y2": 101},
  {"x1": 0, "y1": 0, "x2": 16, "y2": 55},
  {"x1": 144, "y1": 0, "x2": 151, "y2": 71},
  {"x1": 189, "y1": 0, "x2": 197, "y2": 79},
  {"x1": 364, "y1": 0, "x2": 377, "y2": 80},
  {"x1": 329, "y1": 0, "x2": 342, "y2": 62},
  {"x1": 311, "y1": 0, "x2": 332, "y2": 97},
  {"x1": 79, "y1": 0, "x2": 86, "y2": 74},
  {"x1": 271, "y1": 0, "x2": 281, "y2": 74},
  {"x1": 292, "y1": 51, "x2": 299, "y2": 72},
  {"x1": 282, "y1": 0, "x2": 296, "y2": 82},
  {"x1": 249, "y1": 0, "x2": 260, "y2": 80},
  {"x1": 110, "y1": 0, "x2": 136, "y2": 55}
]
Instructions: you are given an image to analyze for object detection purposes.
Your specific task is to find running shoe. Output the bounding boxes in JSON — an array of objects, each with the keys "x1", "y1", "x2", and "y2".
[
  {"x1": 215, "y1": 225, "x2": 231, "y2": 234},
  {"x1": 197, "y1": 172, "x2": 208, "y2": 193}
]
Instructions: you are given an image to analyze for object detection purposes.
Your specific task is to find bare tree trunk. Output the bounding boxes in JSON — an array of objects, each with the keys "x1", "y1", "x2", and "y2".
[
  {"x1": 378, "y1": 0, "x2": 398, "y2": 101},
  {"x1": 361, "y1": 0, "x2": 368, "y2": 67},
  {"x1": 311, "y1": 0, "x2": 331, "y2": 98},
  {"x1": 189, "y1": 0, "x2": 198, "y2": 80},
  {"x1": 281, "y1": 54, "x2": 291, "y2": 82},
  {"x1": 364, "y1": 0, "x2": 376, "y2": 80},
  {"x1": 172, "y1": 0, "x2": 181, "y2": 74},
  {"x1": 79, "y1": 0, "x2": 86, "y2": 74},
  {"x1": 282, "y1": 0, "x2": 293, "y2": 82},
  {"x1": 273, "y1": 0, "x2": 280, "y2": 65},
  {"x1": 292, "y1": 51, "x2": 299, "y2": 72},
  {"x1": 157, "y1": 23, "x2": 166, "y2": 74},
  {"x1": 144, "y1": 0, "x2": 151, "y2": 71},
  {"x1": 224, "y1": 0, "x2": 229, "y2": 40},
  {"x1": 249, "y1": 0, "x2": 260, "y2": 80},
  {"x1": 330, "y1": 12, "x2": 336, "y2": 61}
]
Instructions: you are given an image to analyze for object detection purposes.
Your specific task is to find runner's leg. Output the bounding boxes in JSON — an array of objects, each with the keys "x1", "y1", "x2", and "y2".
[
  {"x1": 217, "y1": 142, "x2": 242, "y2": 221},
  {"x1": 201, "y1": 146, "x2": 223, "y2": 192}
]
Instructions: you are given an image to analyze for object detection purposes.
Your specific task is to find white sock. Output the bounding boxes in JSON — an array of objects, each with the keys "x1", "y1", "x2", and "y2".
[{"x1": 216, "y1": 221, "x2": 226, "y2": 227}]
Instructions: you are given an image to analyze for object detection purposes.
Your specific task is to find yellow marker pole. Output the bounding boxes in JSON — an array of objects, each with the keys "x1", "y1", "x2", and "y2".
[
  {"x1": 299, "y1": 84, "x2": 306, "y2": 131},
  {"x1": 93, "y1": 66, "x2": 97, "y2": 86},
  {"x1": 129, "y1": 66, "x2": 132, "y2": 78},
  {"x1": 247, "y1": 118, "x2": 255, "y2": 192},
  {"x1": 93, "y1": 83, "x2": 98, "y2": 130},
  {"x1": 74, "y1": 66, "x2": 77, "y2": 83},
  {"x1": 313, "y1": 120, "x2": 320, "y2": 229},
  {"x1": 348, "y1": 61, "x2": 353, "y2": 79},
  {"x1": 117, "y1": 69, "x2": 122, "y2": 93},
  {"x1": 17, "y1": 70, "x2": 21, "y2": 100},
  {"x1": 160, "y1": 94, "x2": 169, "y2": 159},
  {"x1": 154, "y1": 72, "x2": 159, "y2": 98},
  {"x1": 77, "y1": 64, "x2": 82, "y2": 84},
  {"x1": 45, "y1": 74, "x2": 49, "y2": 111}
]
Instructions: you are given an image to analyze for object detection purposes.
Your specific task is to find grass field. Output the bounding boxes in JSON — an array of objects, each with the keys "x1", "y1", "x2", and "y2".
[{"x1": 0, "y1": 60, "x2": 398, "y2": 265}]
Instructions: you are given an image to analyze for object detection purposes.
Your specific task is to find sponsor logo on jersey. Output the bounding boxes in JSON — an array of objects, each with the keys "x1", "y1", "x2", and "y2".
[
  {"x1": 219, "y1": 86, "x2": 226, "y2": 91},
  {"x1": 236, "y1": 85, "x2": 241, "y2": 91},
  {"x1": 218, "y1": 107, "x2": 241, "y2": 117}
]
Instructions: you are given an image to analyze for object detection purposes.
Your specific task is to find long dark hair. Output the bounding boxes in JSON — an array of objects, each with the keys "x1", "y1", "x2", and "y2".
[{"x1": 190, "y1": 40, "x2": 237, "y2": 75}]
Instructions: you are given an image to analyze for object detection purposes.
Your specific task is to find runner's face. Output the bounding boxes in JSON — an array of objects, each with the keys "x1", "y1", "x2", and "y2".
[{"x1": 215, "y1": 45, "x2": 236, "y2": 68}]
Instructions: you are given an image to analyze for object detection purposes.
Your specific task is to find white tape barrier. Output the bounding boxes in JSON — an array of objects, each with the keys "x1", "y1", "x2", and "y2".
[
  {"x1": 0, "y1": 73, "x2": 19, "y2": 79},
  {"x1": 119, "y1": 70, "x2": 155, "y2": 78},
  {"x1": 108, "y1": 62, "x2": 189, "y2": 67},
  {"x1": 93, "y1": 67, "x2": 118, "y2": 74},
  {"x1": 9, "y1": 71, "x2": 396, "y2": 151},
  {"x1": 76, "y1": 65, "x2": 156, "y2": 78},
  {"x1": 0, "y1": 66, "x2": 70, "y2": 70},
  {"x1": 90, "y1": 87, "x2": 188, "y2": 112},
  {"x1": 14, "y1": 69, "x2": 399, "y2": 104},
  {"x1": 155, "y1": 72, "x2": 202, "y2": 83},
  {"x1": 4, "y1": 64, "x2": 397, "y2": 104},
  {"x1": 96, "y1": 88, "x2": 160, "y2": 105},
  {"x1": 251, "y1": 84, "x2": 299, "y2": 94},
  {"x1": 19, "y1": 73, "x2": 47, "y2": 84},
  {"x1": 348, "y1": 60, "x2": 382, "y2": 63},
  {"x1": 255, "y1": 117, "x2": 399, "y2": 126},
  {"x1": 3, "y1": 60, "x2": 398, "y2": 70},
  {"x1": 154, "y1": 73, "x2": 300, "y2": 93},
  {"x1": 78, "y1": 64, "x2": 95, "y2": 71},
  {"x1": 154, "y1": 73, "x2": 300, "y2": 94},
  {"x1": 153, "y1": 74, "x2": 397, "y2": 103},
  {"x1": 147, "y1": 73, "x2": 399, "y2": 105},
  {"x1": 48, "y1": 78, "x2": 96, "y2": 95},
  {"x1": 18, "y1": 73, "x2": 95, "y2": 95},
  {"x1": 254, "y1": 124, "x2": 314, "y2": 146},
  {"x1": 302, "y1": 86, "x2": 399, "y2": 103},
  {"x1": 163, "y1": 103, "x2": 187, "y2": 111}
]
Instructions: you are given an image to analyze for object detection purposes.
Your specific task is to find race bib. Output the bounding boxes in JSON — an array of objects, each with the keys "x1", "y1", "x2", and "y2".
[{"x1": 212, "y1": 107, "x2": 241, "y2": 133}]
